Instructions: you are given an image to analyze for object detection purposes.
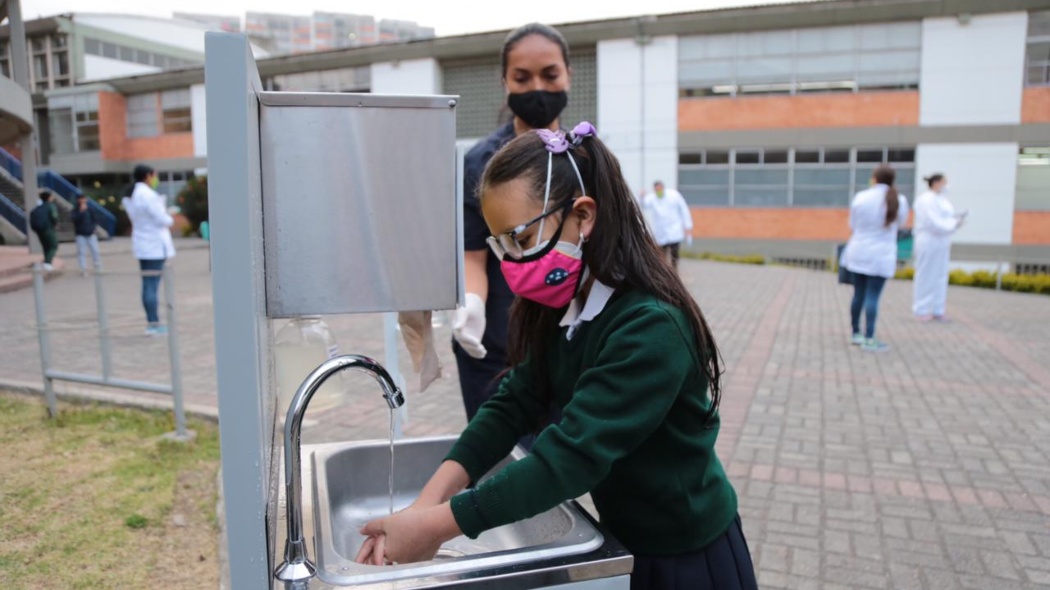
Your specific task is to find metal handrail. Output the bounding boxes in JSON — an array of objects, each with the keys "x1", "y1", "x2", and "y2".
[{"x1": 0, "y1": 190, "x2": 27, "y2": 231}]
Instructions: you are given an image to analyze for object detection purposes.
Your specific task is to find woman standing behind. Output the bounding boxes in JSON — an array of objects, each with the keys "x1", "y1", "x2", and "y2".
[
  {"x1": 912, "y1": 173, "x2": 964, "y2": 322},
  {"x1": 841, "y1": 165, "x2": 910, "y2": 352},
  {"x1": 122, "y1": 164, "x2": 176, "y2": 335},
  {"x1": 452, "y1": 23, "x2": 573, "y2": 421}
]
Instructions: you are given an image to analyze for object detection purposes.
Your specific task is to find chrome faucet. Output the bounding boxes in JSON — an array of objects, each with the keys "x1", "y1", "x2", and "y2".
[{"x1": 274, "y1": 354, "x2": 405, "y2": 588}]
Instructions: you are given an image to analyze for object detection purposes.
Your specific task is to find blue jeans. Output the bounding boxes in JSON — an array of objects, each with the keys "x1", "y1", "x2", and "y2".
[
  {"x1": 139, "y1": 259, "x2": 165, "y2": 324},
  {"x1": 850, "y1": 272, "x2": 887, "y2": 339}
]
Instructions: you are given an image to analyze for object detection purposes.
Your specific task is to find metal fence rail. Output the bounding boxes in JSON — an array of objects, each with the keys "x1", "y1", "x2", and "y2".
[{"x1": 31, "y1": 264, "x2": 190, "y2": 440}]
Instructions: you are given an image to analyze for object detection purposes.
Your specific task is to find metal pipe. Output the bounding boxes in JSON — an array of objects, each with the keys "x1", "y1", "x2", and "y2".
[
  {"x1": 44, "y1": 370, "x2": 174, "y2": 394},
  {"x1": 163, "y1": 264, "x2": 189, "y2": 439},
  {"x1": 275, "y1": 355, "x2": 405, "y2": 586},
  {"x1": 94, "y1": 270, "x2": 113, "y2": 380},
  {"x1": 32, "y1": 265, "x2": 58, "y2": 417}
]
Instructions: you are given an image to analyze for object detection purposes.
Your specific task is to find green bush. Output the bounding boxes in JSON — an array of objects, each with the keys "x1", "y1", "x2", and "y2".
[
  {"x1": 894, "y1": 267, "x2": 1050, "y2": 296},
  {"x1": 176, "y1": 175, "x2": 208, "y2": 235},
  {"x1": 690, "y1": 252, "x2": 767, "y2": 265},
  {"x1": 85, "y1": 186, "x2": 131, "y2": 236}
]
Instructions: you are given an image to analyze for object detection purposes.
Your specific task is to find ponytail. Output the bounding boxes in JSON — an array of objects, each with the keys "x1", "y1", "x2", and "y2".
[{"x1": 874, "y1": 165, "x2": 898, "y2": 226}]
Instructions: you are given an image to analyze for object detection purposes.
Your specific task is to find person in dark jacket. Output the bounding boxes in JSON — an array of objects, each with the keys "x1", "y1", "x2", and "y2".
[
  {"x1": 29, "y1": 189, "x2": 59, "y2": 271},
  {"x1": 71, "y1": 193, "x2": 101, "y2": 275}
]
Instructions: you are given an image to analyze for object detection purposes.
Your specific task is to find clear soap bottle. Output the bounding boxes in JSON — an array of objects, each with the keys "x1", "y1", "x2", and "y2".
[{"x1": 274, "y1": 316, "x2": 348, "y2": 416}]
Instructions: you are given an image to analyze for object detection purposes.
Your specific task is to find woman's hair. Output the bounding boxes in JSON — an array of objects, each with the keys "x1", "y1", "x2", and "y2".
[
  {"x1": 133, "y1": 164, "x2": 154, "y2": 183},
  {"x1": 500, "y1": 23, "x2": 570, "y2": 79},
  {"x1": 874, "y1": 165, "x2": 899, "y2": 227},
  {"x1": 480, "y1": 131, "x2": 723, "y2": 425},
  {"x1": 924, "y1": 173, "x2": 945, "y2": 189}
]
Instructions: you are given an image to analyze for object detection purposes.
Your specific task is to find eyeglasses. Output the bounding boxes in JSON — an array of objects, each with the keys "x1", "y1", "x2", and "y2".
[{"x1": 486, "y1": 198, "x2": 576, "y2": 260}]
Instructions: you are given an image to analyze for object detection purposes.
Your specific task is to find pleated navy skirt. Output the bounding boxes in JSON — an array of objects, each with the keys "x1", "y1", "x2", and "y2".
[{"x1": 630, "y1": 514, "x2": 758, "y2": 590}]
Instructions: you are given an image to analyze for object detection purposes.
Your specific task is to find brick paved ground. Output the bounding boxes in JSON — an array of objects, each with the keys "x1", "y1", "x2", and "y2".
[{"x1": 2, "y1": 238, "x2": 1049, "y2": 589}]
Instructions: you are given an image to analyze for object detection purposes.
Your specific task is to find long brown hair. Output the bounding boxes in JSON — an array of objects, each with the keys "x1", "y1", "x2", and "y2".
[
  {"x1": 479, "y1": 131, "x2": 724, "y2": 424},
  {"x1": 874, "y1": 165, "x2": 899, "y2": 227}
]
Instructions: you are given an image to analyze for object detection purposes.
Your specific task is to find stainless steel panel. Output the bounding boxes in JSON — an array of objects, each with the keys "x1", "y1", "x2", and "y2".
[{"x1": 260, "y1": 91, "x2": 459, "y2": 316}]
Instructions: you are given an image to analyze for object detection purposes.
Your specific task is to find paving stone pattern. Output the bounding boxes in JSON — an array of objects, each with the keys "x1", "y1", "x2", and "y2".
[{"x1": 1, "y1": 239, "x2": 1048, "y2": 589}]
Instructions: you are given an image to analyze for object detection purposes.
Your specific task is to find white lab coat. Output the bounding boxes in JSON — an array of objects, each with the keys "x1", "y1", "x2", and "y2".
[
  {"x1": 641, "y1": 188, "x2": 693, "y2": 246},
  {"x1": 123, "y1": 182, "x2": 176, "y2": 261},
  {"x1": 841, "y1": 184, "x2": 909, "y2": 279},
  {"x1": 912, "y1": 190, "x2": 959, "y2": 316}
]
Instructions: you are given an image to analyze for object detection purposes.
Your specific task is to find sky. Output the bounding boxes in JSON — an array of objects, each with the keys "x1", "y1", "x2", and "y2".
[{"x1": 23, "y1": 0, "x2": 821, "y2": 37}]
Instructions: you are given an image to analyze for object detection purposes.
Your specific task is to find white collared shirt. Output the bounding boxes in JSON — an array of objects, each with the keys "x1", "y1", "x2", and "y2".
[{"x1": 559, "y1": 270, "x2": 616, "y2": 340}]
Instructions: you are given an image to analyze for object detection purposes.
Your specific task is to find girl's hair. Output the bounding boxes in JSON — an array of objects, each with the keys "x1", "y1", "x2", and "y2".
[
  {"x1": 874, "y1": 165, "x2": 899, "y2": 227},
  {"x1": 480, "y1": 131, "x2": 723, "y2": 425},
  {"x1": 500, "y1": 23, "x2": 570, "y2": 79},
  {"x1": 924, "y1": 173, "x2": 945, "y2": 189}
]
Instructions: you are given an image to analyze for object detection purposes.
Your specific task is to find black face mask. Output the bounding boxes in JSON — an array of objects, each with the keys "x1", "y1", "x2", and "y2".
[{"x1": 507, "y1": 90, "x2": 568, "y2": 129}]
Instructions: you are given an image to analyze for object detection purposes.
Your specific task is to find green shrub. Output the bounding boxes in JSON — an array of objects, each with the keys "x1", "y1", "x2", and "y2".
[
  {"x1": 176, "y1": 176, "x2": 208, "y2": 235},
  {"x1": 894, "y1": 266, "x2": 1050, "y2": 296},
  {"x1": 692, "y1": 252, "x2": 767, "y2": 265}
]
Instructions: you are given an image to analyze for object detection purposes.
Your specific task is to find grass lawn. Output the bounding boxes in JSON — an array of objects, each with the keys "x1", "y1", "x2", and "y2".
[{"x1": 0, "y1": 391, "x2": 221, "y2": 589}]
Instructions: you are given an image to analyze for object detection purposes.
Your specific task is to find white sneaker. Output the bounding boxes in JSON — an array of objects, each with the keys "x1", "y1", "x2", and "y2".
[{"x1": 43, "y1": 263, "x2": 54, "y2": 272}]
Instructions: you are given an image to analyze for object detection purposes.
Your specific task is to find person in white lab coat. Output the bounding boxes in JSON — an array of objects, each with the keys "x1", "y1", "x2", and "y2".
[
  {"x1": 912, "y1": 173, "x2": 964, "y2": 322},
  {"x1": 122, "y1": 164, "x2": 176, "y2": 336},
  {"x1": 641, "y1": 181, "x2": 693, "y2": 270},
  {"x1": 840, "y1": 165, "x2": 910, "y2": 352}
]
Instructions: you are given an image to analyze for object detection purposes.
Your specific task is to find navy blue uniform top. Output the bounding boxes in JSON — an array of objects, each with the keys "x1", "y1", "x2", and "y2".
[
  {"x1": 71, "y1": 206, "x2": 97, "y2": 237},
  {"x1": 462, "y1": 122, "x2": 517, "y2": 362}
]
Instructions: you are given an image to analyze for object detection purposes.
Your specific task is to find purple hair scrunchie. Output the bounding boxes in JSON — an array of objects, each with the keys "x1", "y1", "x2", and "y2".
[{"x1": 536, "y1": 129, "x2": 570, "y2": 154}]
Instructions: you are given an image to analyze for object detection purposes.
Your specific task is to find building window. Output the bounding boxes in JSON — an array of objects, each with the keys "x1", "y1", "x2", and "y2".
[
  {"x1": 1027, "y1": 11, "x2": 1050, "y2": 86},
  {"x1": 84, "y1": 38, "x2": 101, "y2": 55},
  {"x1": 49, "y1": 108, "x2": 75, "y2": 154},
  {"x1": 52, "y1": 51, "x2": 69, "y2": 77},
  {"x1": 161, "y1": 89, "x2": 192, "y2": 133},
  {"x1": 678, "y1": 147, "x2": 915, "y2": 207},
  {"x1": 127, "y1": 93, "x2": 160, "y2": 138},
  {"x1": 48, "y1": 94, "x2": 100, "y2": 154},
  {"x1": 679, "y1": 22, "x2": 921, "y2": 96}
]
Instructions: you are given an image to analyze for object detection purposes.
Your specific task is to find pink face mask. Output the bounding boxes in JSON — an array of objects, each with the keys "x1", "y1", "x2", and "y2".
[
  {"x1": 498, "y1": 132, "x2": 589, "y2": 308},
  {"x1": 500, "y1": 231, "x2": 584, "y2": 308}
]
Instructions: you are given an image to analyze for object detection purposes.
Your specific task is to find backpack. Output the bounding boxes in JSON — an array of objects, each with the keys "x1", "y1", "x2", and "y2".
[{"x1": 29, "y1": 204, "x2": 52, "y2": 234}]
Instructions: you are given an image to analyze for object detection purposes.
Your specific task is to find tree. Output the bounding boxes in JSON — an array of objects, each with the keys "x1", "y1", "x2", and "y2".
[{"x1": 177, "y1": 175, "x2": 208, "y2": 235}]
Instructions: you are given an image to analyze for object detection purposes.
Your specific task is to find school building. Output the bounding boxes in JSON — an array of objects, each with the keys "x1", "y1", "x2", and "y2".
[{"x1": 3, "y1": 0, "x2": 1049, "y2": 268}]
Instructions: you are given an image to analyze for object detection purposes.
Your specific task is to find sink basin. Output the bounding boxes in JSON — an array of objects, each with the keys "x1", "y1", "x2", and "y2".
[{"x1": 311, "y1": 435, "x2": 605, "y2": 587}]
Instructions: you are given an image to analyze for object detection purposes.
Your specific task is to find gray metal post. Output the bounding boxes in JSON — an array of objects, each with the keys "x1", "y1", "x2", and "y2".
[
  {"x1": 7, "y1": 0, "x2": 40, "y2": 252},
  {"x1": 162, "y1": 264, "x2": 192, "y2": 441},
  {"x1": 31, "y1": 265, "x2": 58, "y2": 417},
  {"x1": 206, "y1": 32, "x2": 274, "y2": 590},
  {"x1": 996, "y1": 257, "x2": 1004, "y2": 291},
  {"x1": 94, "y1": 271, "x2": 113, "y2": 379}
]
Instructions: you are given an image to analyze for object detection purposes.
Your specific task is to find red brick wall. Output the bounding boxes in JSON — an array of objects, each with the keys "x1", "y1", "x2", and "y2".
[
  {"x1": 679, "y1": 91, "x2": 920, "y2": 131},
  {"x1": 691, "y1": 208, "x2": 851, "y2": 241},
  {"x1": 1022, "y1": 88, "x2": 1050, "y2": 123},
  {"x1": 1013, "y1": 211, "x2": 1050, "y2": 245},
  {"x1": 98, "y1": 91, "x2": 194, "y2": 162}
]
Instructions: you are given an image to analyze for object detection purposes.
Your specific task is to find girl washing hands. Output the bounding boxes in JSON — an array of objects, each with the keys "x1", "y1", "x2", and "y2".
[{"x1": 356, "y1": 122, "x2": 757, "y2": 590}]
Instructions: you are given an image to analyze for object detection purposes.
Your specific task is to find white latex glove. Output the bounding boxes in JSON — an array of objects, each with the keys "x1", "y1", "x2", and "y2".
[{"x1": 452, "y1": 292, "x2": 487, "y2": 359}]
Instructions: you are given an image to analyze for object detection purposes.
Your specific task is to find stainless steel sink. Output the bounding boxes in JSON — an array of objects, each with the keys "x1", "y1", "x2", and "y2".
[{"x1": 310, "y1": 435, "x2": 606, "y2": 587}]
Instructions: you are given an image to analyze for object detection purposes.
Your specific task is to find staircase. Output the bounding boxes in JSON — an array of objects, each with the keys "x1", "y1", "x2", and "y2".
[
  {"x1": 0, "y1": 148, "x2": 116, "y2": 244},
  {"x1": 0, "y1": 245, "x2": 64, "y2": 293}
]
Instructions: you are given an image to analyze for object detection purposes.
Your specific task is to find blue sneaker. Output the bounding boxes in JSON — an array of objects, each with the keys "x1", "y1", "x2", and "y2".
[
  {"x1": 861, "y1": 338, "x2": 889, "y2": 352},
  {"x1": 145, "y1": 325, "x2": 169, "y2": 336}
]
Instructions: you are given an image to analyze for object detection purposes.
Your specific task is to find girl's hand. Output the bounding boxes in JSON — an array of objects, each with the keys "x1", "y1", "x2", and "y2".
[{"x1": 354, "y1": 504, "x2": 461, "y2": 566}]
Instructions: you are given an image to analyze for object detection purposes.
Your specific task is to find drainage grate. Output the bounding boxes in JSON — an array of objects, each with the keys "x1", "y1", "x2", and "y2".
[
  {"x1": 1015, "y1": 263, "x2": 1050, "y2": 275},
  {"x1": 773, "y1": 257, "x2": 830, "y2": 271}
]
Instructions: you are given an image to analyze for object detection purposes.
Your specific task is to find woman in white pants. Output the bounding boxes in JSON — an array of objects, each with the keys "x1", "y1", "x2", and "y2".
[{"x1": 912, "y1": 174, "x2": 963, "y2": 322}]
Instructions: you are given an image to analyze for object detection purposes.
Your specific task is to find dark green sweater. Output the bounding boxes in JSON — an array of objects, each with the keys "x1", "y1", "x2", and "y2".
[{"x1": 447, "y1": 289, "x2": 737, "y2": 556}]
